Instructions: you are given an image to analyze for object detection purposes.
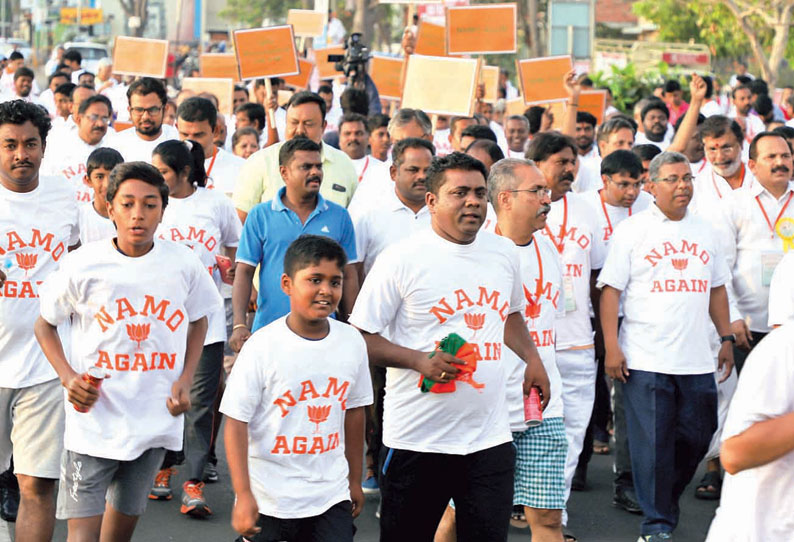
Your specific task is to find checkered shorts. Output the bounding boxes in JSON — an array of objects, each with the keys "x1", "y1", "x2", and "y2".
[{"x1": 512, "y1": 417, "x2": 567, "y2": 510}]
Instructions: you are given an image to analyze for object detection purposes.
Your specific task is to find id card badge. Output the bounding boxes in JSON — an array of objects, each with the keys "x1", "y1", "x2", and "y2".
[
  {"x1": 761, "y1": 252, "x2": 783, "y2": 287},
  {"x1": 563, "y1": 274, "x2": 577, "y2": 312}
]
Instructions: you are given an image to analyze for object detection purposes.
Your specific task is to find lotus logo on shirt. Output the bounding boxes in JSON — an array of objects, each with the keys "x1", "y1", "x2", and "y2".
[
  {"x1": 15, "y1": 253, "x2": 37, "y2": 276},
  {"x1": 671, "y1": 258, "x2": 689, "y2": 274},
  {"x1": 464, "y1": 312, "x2": 485, "y2": 338},
  {"x1": 307, "y1": 404, "x2": 332, "y2": 433},
  {"x1": 126, "y1": 323, "x2": 151, "y2": 350}
]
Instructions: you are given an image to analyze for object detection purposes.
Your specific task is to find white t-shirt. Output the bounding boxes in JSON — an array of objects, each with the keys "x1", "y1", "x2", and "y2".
[
  {"x1": 39, "y1": 88, "x2": 56, "y2": 116},
  {"x1": 156, "y1": 188, "x2": 241, "y2": 343},
  {"x1": 38, "y1": 239, "x2": 222, "y2": 461},
  {"x1": 0, "y1": 175, "x2": 79, "y2": 388},
  {"x1": 433, "y1": 129, "x2": 453, "y2": 157},
  {"x1": 634, "y1": 130, "x2": 672, "y2": 151},
  {"x1": 40, "y1": 131, "x2": 117, "y2": 205},
  {"x1": 350, "y1": 187, "x2": 430, "y2": 275},
  {"x1": 345, "y1": 159, "x2": 395, "y2": 219},
  {"x1": 573, "y1": 159, "x2": 603, "y2": 193},
  {"x1": 597, "y1": 205, "x2": 730, "y2": 374},
  {"x1": 701, "y1": 99, "x2": 726, "y2": 118},
  {"x1": 349, "y1": 230, "x2": 523, "y2": 455},
  {"x1": 691, "y1": 162, "x2": 755, "y2": 219},
  {"x1": 103, "y1": 83, "x2": 130, "y2": 123},
  {"x1": 729, "y1": 110, "x2": 765, "y2": 144},
  {"x1": 716, "y1": 181, "x2": 794, "y2": 332},
  {"x1": 705, "y1": 325, "x2": 794, "y2": 542},
  {"x1": 77, "y1": 203, "x2": 115, "y2": 245},
  {"x1": 539, "y1": 193, "x2": 606, "y2": 349},
  {"x1": 111, "y1": 124, "x2": 179, "y2": 163},
  {"x1": 351, "y1": 155, "x2": 388, "y2": 187},
  {"x1": 505, "y1": 234, "x2": 565, "y2": 427},
  {"x1": 205, "y1": 146, "x2": 245, "y2": 198},
  {"x1": 219, "y1": 317, "x2": 373, "y2": 518},
  {"x1": 768, "y1": 251, "x2": 794, "y2": 327},
  {"x1": 582, "y1": 189, "x2": 654, "y2": 246}
]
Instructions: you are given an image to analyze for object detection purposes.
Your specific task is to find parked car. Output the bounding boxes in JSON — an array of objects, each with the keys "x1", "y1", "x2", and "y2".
[
  {"x1": 0, "y1": 38, "x2": 32, "y2": 61},
  {"x1": 62, "y1": 41, "x2": 111, "y2": 74}
]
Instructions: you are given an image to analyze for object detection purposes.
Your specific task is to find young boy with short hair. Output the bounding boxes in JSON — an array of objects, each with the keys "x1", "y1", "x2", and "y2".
[
  {"x1": 33, "y1": 161, "x2": 222, "y2": 541},
  {"x1": 77, "y1": 147, "x2": 124, "y2": 244},
  {"x1": 222, "y1": 234, "x2": 372, "y2": 542}
]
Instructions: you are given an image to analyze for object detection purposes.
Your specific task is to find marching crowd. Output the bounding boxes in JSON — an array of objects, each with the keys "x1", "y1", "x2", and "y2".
[{"x1": 0, "y1": 42, "x2": 792, "y2": 542}]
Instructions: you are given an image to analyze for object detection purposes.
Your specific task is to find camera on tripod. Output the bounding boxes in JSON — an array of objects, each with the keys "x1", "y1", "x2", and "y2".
[{"x1": 327, "y1": 32, "x2": 371, "y2": 87}]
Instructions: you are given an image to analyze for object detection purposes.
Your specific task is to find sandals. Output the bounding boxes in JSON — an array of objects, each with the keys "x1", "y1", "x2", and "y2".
[
  {"x1": 593, "y1": 439, "x2": 611, "y2": 454},
  {"x1": 695, "y1": 470, "x2": 722, "y2": 500},
  {"x1": 509, "y1": 506, "x2": 528, "y2": 529}
]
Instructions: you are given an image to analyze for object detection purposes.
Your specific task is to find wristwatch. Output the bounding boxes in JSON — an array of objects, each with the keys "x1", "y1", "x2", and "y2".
[{"x1": 720, "y1": 334, "x2": 736, "y2": 344}]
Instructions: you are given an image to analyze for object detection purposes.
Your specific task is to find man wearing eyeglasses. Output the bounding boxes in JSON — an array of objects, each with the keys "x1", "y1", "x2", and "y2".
[
  {"x1": 599, "y1": 151, "x2": 734, "y2": 542},
  {"x1": 110, "y1": 77, "x2": 178, "y2": 163},
  {"x1": 527, "y1": 132, "x2": 606, "y2": 538},
  {"x1": 40, "y1": 94, "x2": 115, "y2": 204}
]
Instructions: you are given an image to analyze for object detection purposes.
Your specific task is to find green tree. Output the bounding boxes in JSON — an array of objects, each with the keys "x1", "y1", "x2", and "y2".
[{"x1": 220, "y1": 0, "x2": 304, "y2": 28}]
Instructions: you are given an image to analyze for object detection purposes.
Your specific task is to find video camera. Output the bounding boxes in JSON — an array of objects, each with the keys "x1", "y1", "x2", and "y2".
[{"x1": 328, "y1": 33, "x2": 370, "y2": 88}]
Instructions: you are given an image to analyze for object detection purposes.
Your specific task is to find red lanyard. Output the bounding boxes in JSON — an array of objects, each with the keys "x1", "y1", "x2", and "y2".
[
  {"x1": 206, "y1": 146, "x2": 218, "y2": 179},
  {"x1": 697, "y1": 160, "x2": 706, "y2": 174},
  {"x1": 756, "y1": 192, "x2": 794, "y2": 238},
  {"x1": 711, "y1": 163, "x2": 745, "y2": 199},
  {"x1": 357, "y1": 156, "x2": 369, "y2": 183},
  {"x1": 599, "y1": 189, "x2": 630, "y2": 236},
  {"x1": 544, "y1": 195, "x2": 568, "y2": 254}
]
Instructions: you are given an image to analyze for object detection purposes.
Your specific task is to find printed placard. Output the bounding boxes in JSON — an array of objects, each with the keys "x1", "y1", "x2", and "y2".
[
  {"x1": 480, "y1": 65, "x2": 499, "y2": 103},
  {"x1": 113, "y1": 36, "x2": 168, "y2": 78},
  {"x1": 282, "y1": 58, "x2": 315, "y2": 89},
  {"x1": 200, "y1": 54, "x2": 240, "y2": 82},
  {"x1": 517, "y1": 55, "x2": 572, "y2": 105},
  {"x1": 578, "y1": 89, "x2": 607, "y2": 125},
  {"x1": 402, "y1": 54, "x2": 480, "y2": 117},
  {"x1": 314, "y1": 45, "x2": 345, "y2": 79},
  {"x1": 504, "y1": 97, "x2": 526, "y2": 117},
  {"x1": 181, "y1": 78, "x2": 234, "y2": 116},
  {"x1": 415, "y1": 21, "x2": 447, "y2": 57},
  {"x1": 369, "y1": 55, "x2": 405, "y2": 100},
  {"x1": 446, "y1": 4, "x2": 517, "y2": 55},
  {"x1": 287, "y1": 9, "x2": 325, "y2": 37},
  {"x1": 233, "y1": 26, "x2": 300, "y2": 80}
]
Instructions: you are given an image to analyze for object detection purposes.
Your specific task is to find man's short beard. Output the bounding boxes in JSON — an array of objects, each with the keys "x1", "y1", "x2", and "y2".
[
  {"x1": 713, "y1": 157, "x2": 742, "y2": 177},
  {"x1": 137, "y1": 122, "x2": 161, "y2": 136}
]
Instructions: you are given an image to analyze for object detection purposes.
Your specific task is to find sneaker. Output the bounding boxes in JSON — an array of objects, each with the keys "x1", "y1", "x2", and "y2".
[
  {"x1": 181, "y1": 480, "x2": 212, "y2": 518},
  {"x1": 202, "y1": 462, "x2": 219, "y2": 484},
  {"x1": 613, "y1": 486, "x2": 642, "y2": 514},
  {"x1": 149, "y1": 468, "x2": 175, "y2": 501},
  {"x1": 637, "y1": 533, "x2": 673, "y2": 542},
  {"x1": 362, "y1": 475, "x2": 379, "y2": 495}
]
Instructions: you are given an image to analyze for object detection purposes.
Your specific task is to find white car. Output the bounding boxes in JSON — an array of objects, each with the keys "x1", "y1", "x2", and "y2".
[
  {"x1": 62, "y1": 41, "x2": 111, "y2": 75},
  {"x1": 0, "y1": 38, "x2": 32, "y2": 61}
]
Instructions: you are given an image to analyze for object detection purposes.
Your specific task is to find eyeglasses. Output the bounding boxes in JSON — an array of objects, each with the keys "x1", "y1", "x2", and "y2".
[
  {"x1": 508, "y1": 187, "x2": 552, "y2": 198},
  {"x1": 86, "y1": 114, "x2": 111, "y2": 124},
  {"x1": 130, "y1": 106, "x2": 162, "y2": 116},
  {"x1": 656, "y1": 174, "x2": 694, "y2": 185},
  {"x1": 606, "y1": 176, "x2": 644, "y2": 190}
]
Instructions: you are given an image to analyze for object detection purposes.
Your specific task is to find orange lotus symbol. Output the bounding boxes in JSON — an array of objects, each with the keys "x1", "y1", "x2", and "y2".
[
  {"x1": 15, "y1": 253, "x2": 37, "y2": 276},
  {"x1": 464, "y1": 313, "x2": 485, "y2": 339},
  {"x1": 307, "y1": 404, "x2": 332, "y2": 433},
  {"x1": 671, "y1": 258, "x2": 688, "y2": 274},
  {"x1": 524, "y1": 284, "x2": 541, "y2": 320},
  {"x1": 126, "y1": 323, "x2": 150, "y2": 349}
]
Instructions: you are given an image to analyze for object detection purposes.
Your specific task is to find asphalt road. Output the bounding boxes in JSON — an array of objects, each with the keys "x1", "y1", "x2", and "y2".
[{"x1": 4, "y1": 431, "x2": 718, "y2": 542}]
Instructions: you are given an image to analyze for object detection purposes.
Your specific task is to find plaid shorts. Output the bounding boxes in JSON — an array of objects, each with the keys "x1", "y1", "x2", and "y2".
[{"x1": 512, "y1": 416, "x2": 567, "y2": 510}]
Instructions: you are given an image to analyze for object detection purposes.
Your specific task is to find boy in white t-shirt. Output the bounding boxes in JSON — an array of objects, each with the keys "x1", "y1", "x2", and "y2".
[
  {"x1": 77, "y1": 147, "x2": 122, "y2": 244},
  {"x1": 34, "y1": 161, "x2": 221, "y2": 541},
  {"x1": 221, "y1": 235, "x2": 372, "y2": 541}
]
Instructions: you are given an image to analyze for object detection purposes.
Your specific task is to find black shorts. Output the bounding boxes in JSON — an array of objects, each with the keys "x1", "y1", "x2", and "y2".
[{"x1": 236, "y1": 500, "x2": 354, "y2": 542}]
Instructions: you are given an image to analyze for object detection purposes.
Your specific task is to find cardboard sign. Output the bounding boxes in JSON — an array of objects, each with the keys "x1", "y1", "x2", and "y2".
[
  {"x1": 379, "y1": 0, "x2": 442, "y2": 3},
  {"x1": 113, "y1": 36, "x2": 168, "y2": 78},
  {"x1": 369, "y1": 55, "x2": 405, "y2": 100},
  {"x1": 415, "y1": 21, "x2": 447, "y2": 57},
  {"x1": 578, "y1": 89, "x2": 607, "y2": 125},
  {"x1": 282, "y1": 58, "x2": 315, "y2": 89},
  {"x1": 113, "y1": 121, "x2": 134, "y2": 133},
  {"x1": 314, "y1": 45, "x2": 345, "y2": 80},
  {"x1": 278, "y1": 89, "x2": 294, "y2": 107},
  {"x1": 480, "y1": 65, "x2": 499, "y2": 103},
  {"x1": 504, "y1": 97, "x2": 526, "y2": 117},
  {"x1": 287, "y1": 9, "x2": 325, "y2": 37},
  {"x1": 181, "y1": 78, "x2": 234, "y2": 116},
  {"x1": 402, "y1": 54, "x2": 480, "y2": 117},
  {"x1": 446, "y1": 4, "x2": 517, "y2": 55},
  {"x1": 517, "y1": 55, "x2": 572, "y2": 105},
  {"x1": 200, "y1": 54, "x2": 239, "y2": 82},
  {"x1": 233, "y1": 26, "x2": 300, "y2": 80}
]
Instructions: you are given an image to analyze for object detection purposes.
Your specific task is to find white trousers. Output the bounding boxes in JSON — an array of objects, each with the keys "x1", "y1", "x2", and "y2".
[
  {"x1": 556, "y1": 347, "x2": 596, "y2": 526},
  {"x1": 705, "y1": 367, "x2": 738, "y2": 460}
]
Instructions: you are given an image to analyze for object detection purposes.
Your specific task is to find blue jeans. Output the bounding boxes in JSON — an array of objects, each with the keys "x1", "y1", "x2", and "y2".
[{"x1": 623, "y1": 370, "x2": 717, "y2": 535}]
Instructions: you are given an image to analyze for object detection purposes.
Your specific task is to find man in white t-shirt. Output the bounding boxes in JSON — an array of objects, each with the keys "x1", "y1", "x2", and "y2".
[
  {"x1": 110, "y1": 78, "x2": 178, "y2": 163},
  {"x1": 504, "y1": 115, "x2": 530, "y2": 159},
  {"x1": 367, "y1": 114, "x2": 391, "y2": 162},
  {"x1": 527, "y1": 132, "x2": 606, "y2": 530},
  {"x1": 599, "y1": 151, "x2": 734, "y2": 542},
  {"x1": 729, "y1": 85, "x2": 765, "y2": 145},
  {"x1": 349, "y1": 152, "x2": 549, "y2": 541},
  {"x1": 39, "y1": 72, "x2": 69, "y2": 118},
  {"x1": 488, "y1": 158, "x2": 568, "y2": 541},
  {"x1": 41, "y1": 94, "x2": 116, "y2": 204},
  {"x1": 573, "y1": 117, "x2": 636, "y2": 193},
  {"x1": 338, "y1": 112, "x2": 390, "y2": 195},
  {"x1": 706, "y1": 324, "x2": 794, "y2": 542},
  {"x1": 48, "y1": 83, "x2": 95, "y2": 142},
  {"x1": 634, "y1": 101, "x2": 673, "y2": 151},
  {"x1": 768, "y1": 251, "x2": 794, "y2": 327},
  {"x1": 0, "y1": 100, "x2": 79, "y2": 542},
  {"x1": 176, "y1": 97, "x2": 244, "y2": 198}
]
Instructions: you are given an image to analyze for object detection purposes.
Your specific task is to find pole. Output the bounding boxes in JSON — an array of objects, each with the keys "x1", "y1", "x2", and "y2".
[{"x1": 264, "y1": 78, "x2": 276, "y2": 130}]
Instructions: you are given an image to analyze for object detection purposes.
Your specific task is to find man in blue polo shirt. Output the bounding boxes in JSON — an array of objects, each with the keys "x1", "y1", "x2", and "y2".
[{"x1": 230, "y1": 137, "x2": 358, "y2": 352}]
